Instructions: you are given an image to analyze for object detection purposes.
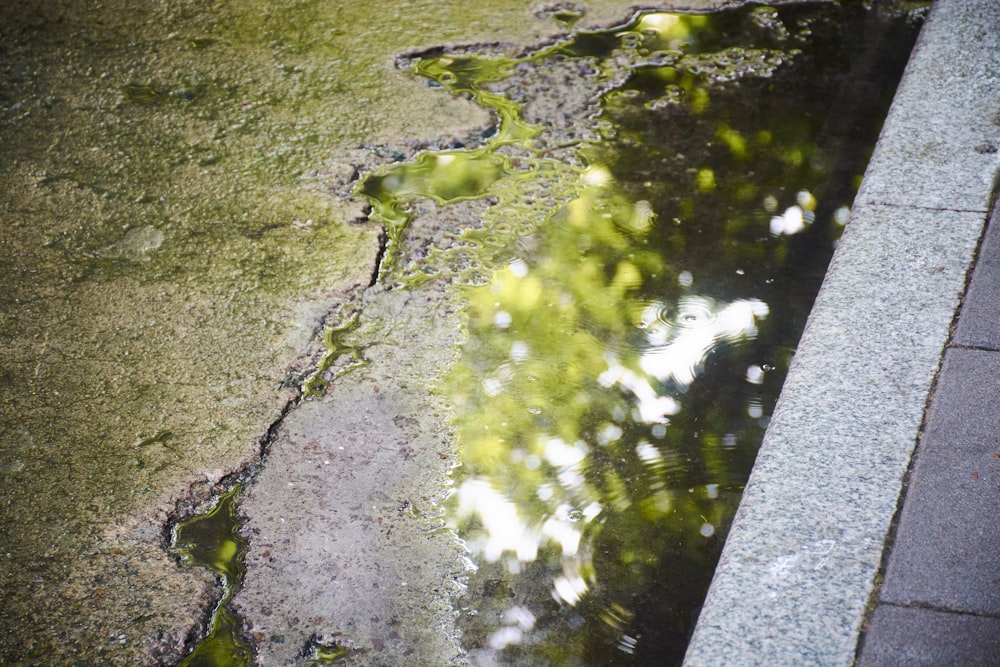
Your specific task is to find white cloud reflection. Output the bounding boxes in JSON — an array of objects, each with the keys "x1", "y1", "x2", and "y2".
[
  {"x1": 488, "y1": 606, "x2": 537, "y2": 650},
  {"x1": 453, "y1": 439, "x2": 603, "y2": 610},
  {"x1": 456, "y1": 479, "x2": 541, "y2": 563},
  {"x1": 598, "y1": 361, "x2": 681, "y2": 424},
  {"x1": 770, "y1": 190, "x2": 818, "y2": 236},
  {"x1": 597, "y1": 296, "x2": 768, "y2": 426},
  {"x1": 454, "y1": 476, "x2": 600, "y2": 567},
  {"x1": 640, "y1": 296, "x2": 769, "y2": 386}
]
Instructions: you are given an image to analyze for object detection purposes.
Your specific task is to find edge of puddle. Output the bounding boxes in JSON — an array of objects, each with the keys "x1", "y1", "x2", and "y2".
[{"x1": 684, "y1": 0, "x2": 1000, "y2": 664}]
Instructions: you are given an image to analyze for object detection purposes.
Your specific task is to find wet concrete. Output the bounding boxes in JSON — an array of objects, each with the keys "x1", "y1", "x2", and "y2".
[
  {"x1": 231, "y1": 3, "x2": 926, "y2": 664},
  {"x1": 234, "y1": 286, "x2": 470, "y2": 664},
  {"x1": 228, "y1": 14, "x2": 629, "y2": 661}
]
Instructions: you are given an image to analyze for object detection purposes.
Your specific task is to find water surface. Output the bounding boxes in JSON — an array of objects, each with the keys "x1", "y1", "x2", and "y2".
[{"x1": 360, "y1": 3, "x2": 919, "y2": 663}]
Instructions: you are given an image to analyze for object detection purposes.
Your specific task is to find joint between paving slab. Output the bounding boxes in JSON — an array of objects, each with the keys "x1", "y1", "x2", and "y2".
[
  {"x1": 161, "y1": 290, "x2": 370, "y2": 662},
  {"x1": 857, "y1": 199, "x2": 992, "y2": 215},
  {"x1": 949, "y1": 342, "x2": 1000, "y2": 352},
  {"x1": 162, "y1": 394, "x2": 297, "y2": 663},
  {"x1": 943, "y1": 190, "x2": 997, "y2": 342},
  {"x1": 163, "y1": 386, "x2": 298, "y2": 535},
  {"x1": 369, "y1": 226, "x2": 389, "y2": 288},
  {"x1": 879, "y1": 601, "x2": 1000, "y2": 622}
]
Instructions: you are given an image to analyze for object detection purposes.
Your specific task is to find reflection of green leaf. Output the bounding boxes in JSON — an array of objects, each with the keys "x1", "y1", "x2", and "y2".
[
  {"x1": 352, "y1": 3, "x2": 915, "y2": 662},
  {"x1": 179, "y1": 605, "x2": 252, "y2": 667},
  {"x1": 305, "y1": 639, "x2": 351, "y2": 664},
  {"x1": 172, "y1": 487, "x2": 252, "y2": 666},
  {"x1": 363, "y1": 151, "x2": 507, "y2": 218}
]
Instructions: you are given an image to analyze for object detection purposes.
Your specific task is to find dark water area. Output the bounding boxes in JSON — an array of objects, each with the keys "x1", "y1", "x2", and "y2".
[{"x1": 362, "y1": 4, "x2": 921, "y2": 665}]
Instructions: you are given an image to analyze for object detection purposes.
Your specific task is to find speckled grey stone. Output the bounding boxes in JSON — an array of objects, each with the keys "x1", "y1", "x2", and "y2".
[
  {"x1": 955, "y1": 207, "x2": 1000, "y2": 349},
  {"x1": 683, "y1": 204, "x2": 984, "y2": 666},
  {"x1": 858, "y1": 605, "x2": 1000, "y2": 666},
  {"x1": 879, "y1": 348, "x2": 1000, "y2": 616},
  {"x1": 856, "y1": 0, "x2": 1000, "y2": 212}
]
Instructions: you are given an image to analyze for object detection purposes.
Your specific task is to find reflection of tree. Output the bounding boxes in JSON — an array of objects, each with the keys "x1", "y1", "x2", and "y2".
[
  {"x1": 446, "y1": 162, "x2": 768, "y2": 663},
  {"x1": 355, "y1": 3, "x2": 916, "y2": 663}
]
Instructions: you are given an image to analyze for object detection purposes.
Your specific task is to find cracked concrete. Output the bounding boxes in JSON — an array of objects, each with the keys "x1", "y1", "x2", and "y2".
[
  {"x1": 226, "y1": 3, "x2": 927, "y2": 665},
  {"x1": 234, "y1": 286, "x2": 470, "y2": 665}
]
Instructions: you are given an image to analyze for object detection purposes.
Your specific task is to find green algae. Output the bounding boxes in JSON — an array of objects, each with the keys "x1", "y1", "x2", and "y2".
[
  {"x1": 303, "y1": 639, "x2": 352, "y2": 664},
  {"x1": 2, "y1": 0, "x2": 671, "y2": 660},
  {"x1": 355, "y1": 5, "x2": 843, "y2": 289},
  {"x1": 121, "y1": 83, "x2": 166, "y2": 105},
  {"x1": 172, "y1": 486, "x2": 252, "y2": 667},
  {"x1": 301, "y1": 314, "x2": 368, "y2": 399}
]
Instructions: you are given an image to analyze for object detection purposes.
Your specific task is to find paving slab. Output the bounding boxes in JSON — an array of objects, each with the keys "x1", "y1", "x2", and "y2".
[
  {"x1": 877, "y1": 349, "x2": 1000, "y2": 617},
  {"x1": 858, "y1": 605, "x2": 1000, "y2": 666}
]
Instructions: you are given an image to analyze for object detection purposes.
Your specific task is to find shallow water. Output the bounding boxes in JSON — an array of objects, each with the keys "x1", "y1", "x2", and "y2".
[
  {"x1": 359, "y1": 3, "x2": 919, "y2": 663},
  {"x1": 171, "y1": 486, "x2": 252, "y2": 666}
]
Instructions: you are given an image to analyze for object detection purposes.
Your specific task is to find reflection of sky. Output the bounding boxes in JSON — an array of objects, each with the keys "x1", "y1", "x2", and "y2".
[
  {"x1": 599, "y1": 296, "x2": 769, "y2": 424},
  {"x1": 455, "y1": 435, "x2": 603, "y2": 565},
  {"x1": 768, "y1": 189, "x2": 818, "y2": 236},
  {"x1": 638, "y1": 296, "x2": 769, "y2": 386}
]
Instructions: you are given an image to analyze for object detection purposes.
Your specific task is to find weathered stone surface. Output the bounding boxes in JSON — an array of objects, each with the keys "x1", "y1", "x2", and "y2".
[
  {"x1": 0, "y1": 0, "x2": 937, "y2": 663},
  {"x1": 0, "y1": 0, "x2": 649, "y2": 662},
  {"x1": 234, "y1": 286, "x2": 470, "y2": 664}
]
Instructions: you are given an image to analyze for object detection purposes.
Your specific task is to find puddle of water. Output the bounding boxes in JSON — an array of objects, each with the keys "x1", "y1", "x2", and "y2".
[
  {"x1": 358, "y1": 3, "x2": 920, "y2": 663},
  {"x1": 171, "y1": 485, "x2": 252, "y2": 667}
]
